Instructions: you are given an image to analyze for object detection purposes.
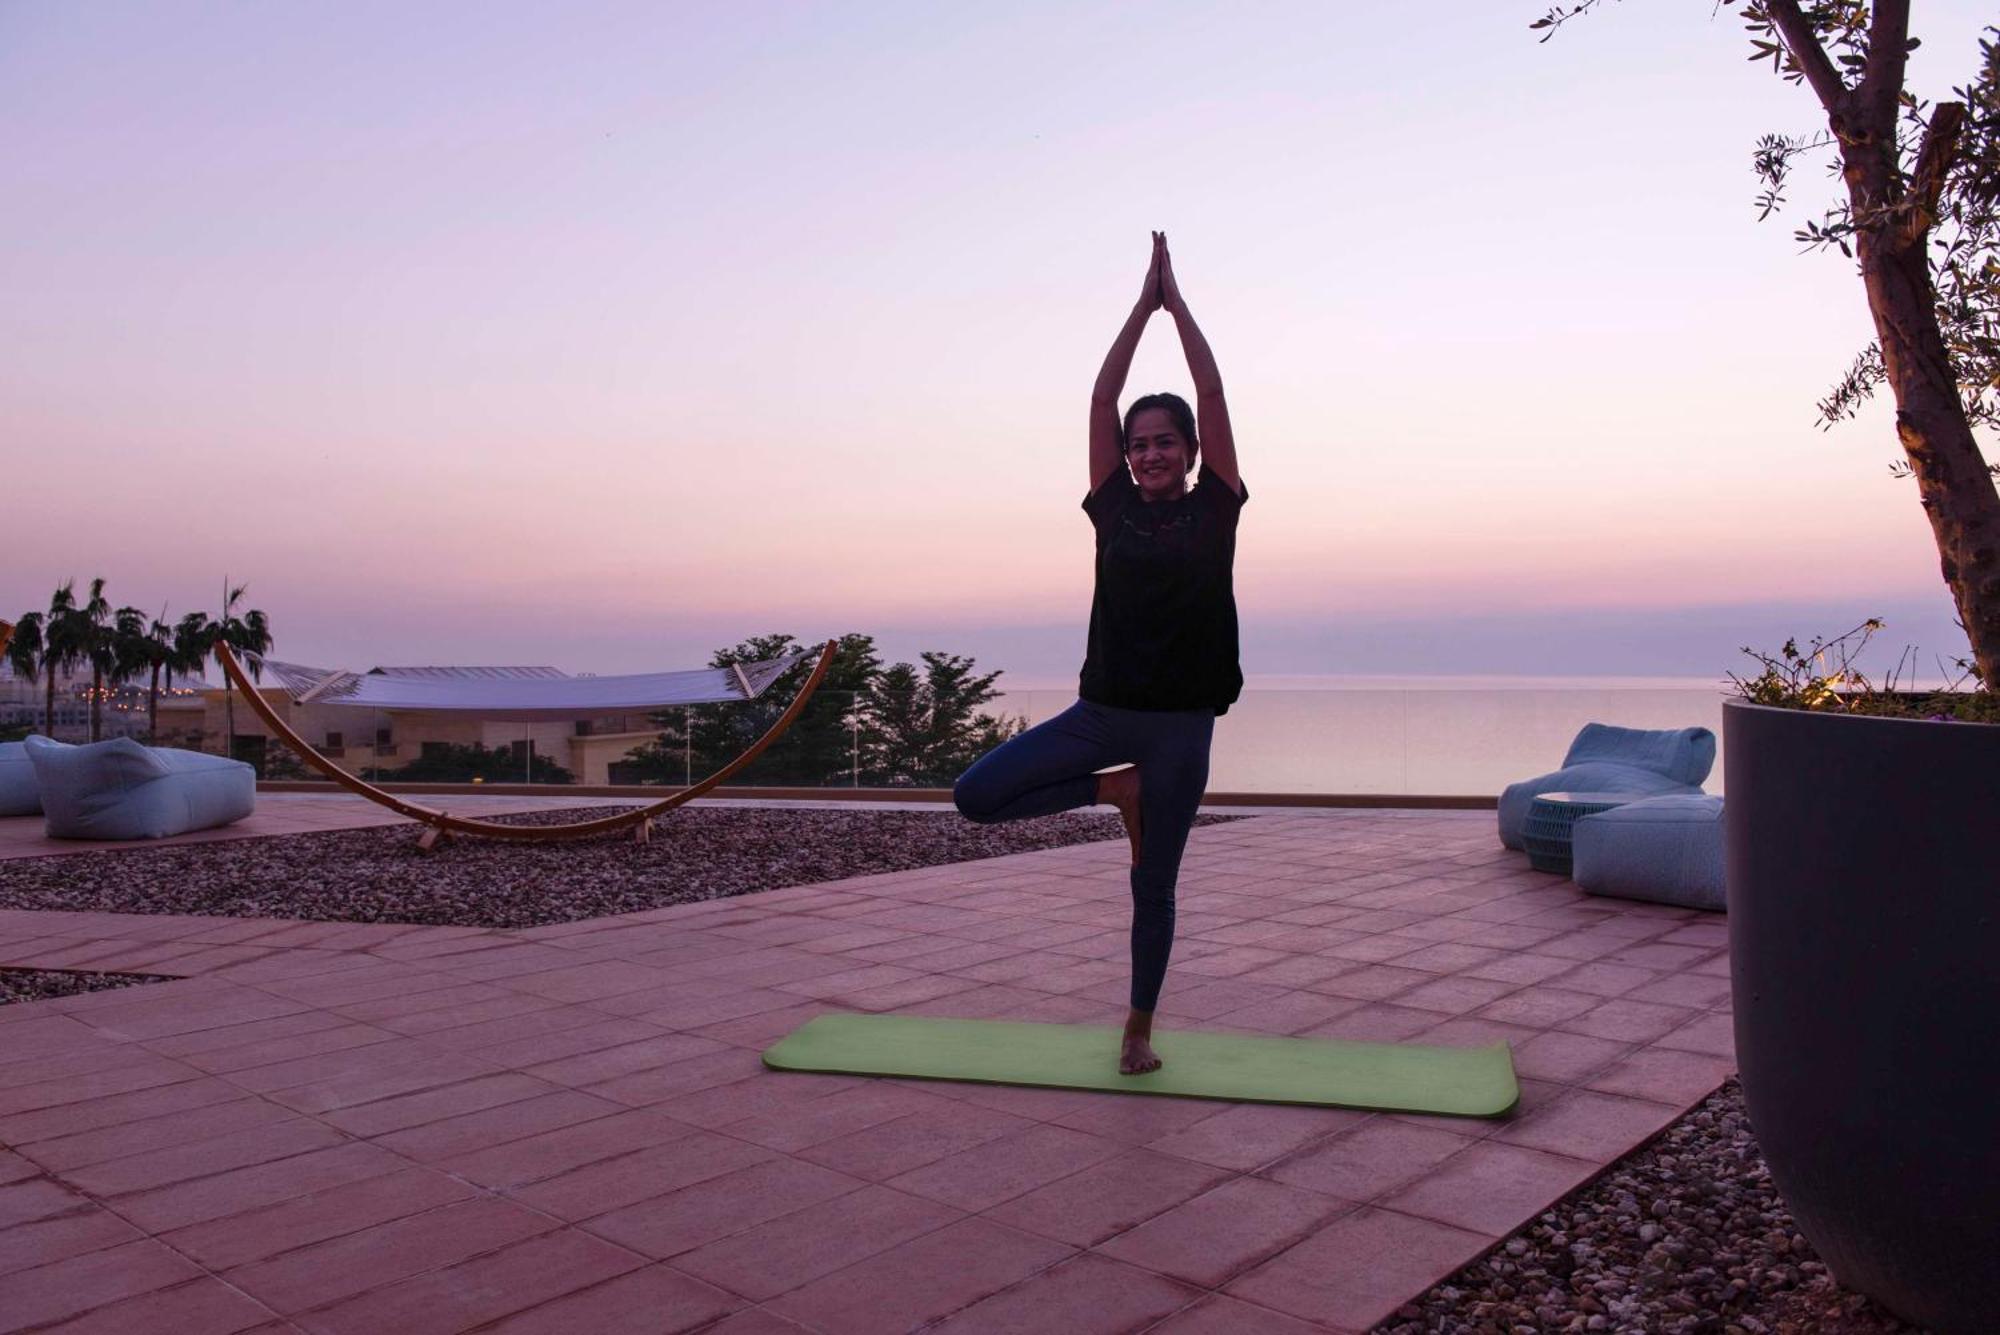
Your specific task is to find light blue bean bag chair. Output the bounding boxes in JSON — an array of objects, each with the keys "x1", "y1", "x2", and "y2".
[
  {"x1": 24, "y1": 735, "x2": 256, "y2": 840},
  {"x1": 1573, "y1": 794, "x2": 1726, "y2": 911},
  {"x1": 0, "y1": 741, "x2": 40, "y2": 816},
  {"x1": 1498, "y1": 722, "x2": 1715, "y2": 850}
]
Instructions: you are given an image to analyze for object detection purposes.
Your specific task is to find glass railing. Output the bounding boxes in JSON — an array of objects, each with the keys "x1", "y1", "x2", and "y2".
[
  {"x1": 997, "y1": 686, "x2": 1730, "y2": 797},
  {"x1": 211, "y1": 684, "x2": 1734, "y2": 799}
]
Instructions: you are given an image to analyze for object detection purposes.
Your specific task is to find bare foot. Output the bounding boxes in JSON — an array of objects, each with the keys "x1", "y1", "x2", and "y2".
[
  {"x1": 1120, "y1": 1034, "x2": 1161, "y2": 1075},
  {"x1": 1096, "y1": 767, "x2": 1143, "y2": 866},
  {"x1": 1120, "y1": 1008, "x2": 1162, "y2": 1075}
]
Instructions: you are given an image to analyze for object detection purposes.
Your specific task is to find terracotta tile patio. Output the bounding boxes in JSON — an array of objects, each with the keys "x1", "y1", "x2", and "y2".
[{"x1": 0, "y1": 804, "x2": 1736, "y2": 1332}]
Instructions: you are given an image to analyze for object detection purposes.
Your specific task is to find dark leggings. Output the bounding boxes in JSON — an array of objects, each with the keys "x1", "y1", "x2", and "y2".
[{"x1": 952, "y1": 700, "x2": 1214, "y2": 1013}]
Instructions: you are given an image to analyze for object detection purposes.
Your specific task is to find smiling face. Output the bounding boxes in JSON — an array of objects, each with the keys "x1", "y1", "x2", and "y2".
[{"x1": 1125, "y1": 407, "x2": 1191, "y2": 502}]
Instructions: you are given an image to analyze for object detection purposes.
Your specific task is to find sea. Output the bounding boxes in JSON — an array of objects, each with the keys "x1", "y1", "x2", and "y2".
[{"x1": 988, "y1": 675, "x2": 1733, "y2": 798}]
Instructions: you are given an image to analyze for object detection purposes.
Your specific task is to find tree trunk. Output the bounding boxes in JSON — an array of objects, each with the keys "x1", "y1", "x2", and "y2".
[
  {"x1": 224, "y1": 678, "x2": 235, "y2": 761},
  {"x1": 149, "y1": 663, "x2": 161, "y2": 746},
  {"x1": 1765, "y1": 0, "x2": 2000, "y2": 684},
  {"x1": 90, "y1": 665, "x2": 102, "y2": 742},
  {"x1": 43, "y1": 674, "x2": 54, "y2": 739},
  {"x1": 1850, "y1": 182, "x2": 2000, "y2": 686}
]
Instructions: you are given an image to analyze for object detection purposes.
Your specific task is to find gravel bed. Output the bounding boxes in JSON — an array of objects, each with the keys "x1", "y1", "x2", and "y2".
[
  {"x1": 0, "y1": 806, "x2": 1235, "y2": 930},
  {"x1": 0, "y1": 968, "x2": 173, "y2": 1008},
  {"x1": 1376, "y1": 1078, "x2": 1923, "y2": 1335}
]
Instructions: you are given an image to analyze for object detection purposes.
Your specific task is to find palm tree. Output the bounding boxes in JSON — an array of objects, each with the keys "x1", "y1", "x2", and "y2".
[
  {"x1": 213, "y1": 582, "x2": 273, "y2": 762},
  {"x1": 174, "y1": 612, "x2": 216, "y2": 752},
  {"x1": 42, "y1": 581, "x2": 85, "y2": 742},
  {"x1": 111, "y1": 606, "x2": 159, "y2": 743},
  {"x1": 77, "y1": 578, "x2": 114, "y2": 742},
  {"x1": 4, "y1": 613, "x2": 45, "y2": 735},
  {"x1": 141, "y1": 607, "x2": 175, "y2": 745}
]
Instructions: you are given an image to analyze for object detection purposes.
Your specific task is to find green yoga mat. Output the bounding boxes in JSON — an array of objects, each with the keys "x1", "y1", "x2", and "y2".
[{"x1": 762, "y1": 1014, "x2": 1518, "y2": 1118}]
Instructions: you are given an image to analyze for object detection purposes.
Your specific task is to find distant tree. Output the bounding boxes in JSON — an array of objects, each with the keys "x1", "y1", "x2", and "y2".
[
  {"x1": 14, "y1": 591, "x2": 211, "y2": 745},
  {"x1": 140, "y1": 608, "x2": 177, "y2": 745},
  {"x1": 41, "y1": 581, "x2": 87, "y2": 742},
  {"x1": 173, "y1": 612, "x2": 216, "y2": 750},
  {"x1": 110, "y1": 606, "x2": 153, "y2": 740},
  {"x1": 4, "y1": 613, "x2": 46, "y2": 735},
  {"x1": 624, "y1": 633, "x2": 883, "y2": 786},
  {"x1": 1534, "y1": 3, "x2": 2000, "y2": 682},
  {"x1": 201, "y1": 583, "x2": 273, "y2": 761},
  {"x1": 163, "y1": 615, "x2": 204, "y2": 691},
  {"x1": 859, "y1": 652, "x2": 1024, "y2": 786},
  {"x1": 364, "y1": 742, "x2": 574, "y2": 785},
  {"x1": 857, "y1": 662, "x2": 927, "y2": 785},
  {"x1": 76, "y1": 579, "x2": 114, "y2": 742},
  {"x1": 621, "y1": 633, "x2": 1021, "y2": 788},
  {"x1": 102, "y1": 605, "x2": 178, "y2": 746}
]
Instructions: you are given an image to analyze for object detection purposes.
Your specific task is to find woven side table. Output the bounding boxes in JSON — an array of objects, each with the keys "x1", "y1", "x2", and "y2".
[{"x1": 1522, "y1": 791, "x2": 1635, "y2": 876}]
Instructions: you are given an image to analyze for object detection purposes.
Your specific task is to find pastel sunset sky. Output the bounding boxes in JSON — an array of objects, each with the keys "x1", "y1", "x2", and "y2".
[{"x1": 5, "y1": 1, "x2": 1993, "y2": 683}]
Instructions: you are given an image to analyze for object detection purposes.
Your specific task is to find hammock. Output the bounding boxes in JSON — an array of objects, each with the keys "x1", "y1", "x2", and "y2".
[
  {"x1": 251, "y1": 651, "x2": 809, "y2": 719},
  {"x1": 213, "y1": 639, "x2": 839, "y2": 849}
]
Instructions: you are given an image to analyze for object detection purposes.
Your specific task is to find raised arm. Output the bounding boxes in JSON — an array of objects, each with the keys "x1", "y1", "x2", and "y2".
[
  {"x1": 1157, "y1": 236, "x2": 1240, "y2": 497},
  {"x1": 1090, "y1": 235, "x2": 1164, "y2": 492}
]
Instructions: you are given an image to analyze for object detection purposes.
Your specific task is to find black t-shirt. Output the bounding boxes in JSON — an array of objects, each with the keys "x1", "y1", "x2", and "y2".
[{"x1": 1079, "y1": 462, "x2": 1247, "y2": 715}]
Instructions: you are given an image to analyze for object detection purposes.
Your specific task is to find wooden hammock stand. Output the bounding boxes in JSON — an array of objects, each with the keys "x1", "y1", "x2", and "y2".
[{"x1": 212, "y1": 638, "x2": 840, "y2": 851}]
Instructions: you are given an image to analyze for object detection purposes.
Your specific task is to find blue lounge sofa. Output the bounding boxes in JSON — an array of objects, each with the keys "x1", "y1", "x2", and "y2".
[
  {"x1": 1573, "y1": 794, "x2": 1727, "y2": 911},
  {"x1": 0, "y1": 741, "x2": 40, "y2": 816},
  {"x1": 24, "y1": 735, "x2": 256, "y2": 840},
  {"x1": 1498, "y1": 722, "x2": 1715, "y2": 851}
]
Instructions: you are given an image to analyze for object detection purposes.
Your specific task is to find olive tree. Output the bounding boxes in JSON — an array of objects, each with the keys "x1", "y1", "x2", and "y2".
[{"x1": 1537, "y1": 3, "x2": 2000, "y2": 682}]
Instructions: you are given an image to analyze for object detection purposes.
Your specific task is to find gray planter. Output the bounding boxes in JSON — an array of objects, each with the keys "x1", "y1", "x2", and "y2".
[{"x1": 1724, "y1": 699, "x2": 2000, "y2": 1334}]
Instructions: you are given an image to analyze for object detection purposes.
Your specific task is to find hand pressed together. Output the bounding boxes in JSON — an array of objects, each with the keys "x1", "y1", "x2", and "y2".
[
  {"x1": 1136, "y1": 232, "x2": 1165, "y2": 313},
  {"x1": 1155, "y1": 231, "x2": 1186, "y2": 316}
]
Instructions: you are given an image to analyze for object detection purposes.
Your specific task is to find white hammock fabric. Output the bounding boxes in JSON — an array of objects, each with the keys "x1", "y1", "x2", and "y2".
[{"x1": 247, "y1": 651, "x2": 811, "y2": 721}]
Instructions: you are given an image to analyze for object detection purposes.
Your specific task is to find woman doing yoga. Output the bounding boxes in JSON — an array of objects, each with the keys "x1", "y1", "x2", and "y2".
[{"x1": 954, "y1": 232, "x2": 1246, "y2": 1076}]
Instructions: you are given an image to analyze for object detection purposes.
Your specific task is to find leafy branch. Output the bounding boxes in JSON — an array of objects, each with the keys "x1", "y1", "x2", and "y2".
[
  {"x1": 1543, "y1": 6, "x2": 1998, "y2": 448},
  {"x1": 1528, "y1": 2, "x2": 1612, "y2": 43},
  {"x1": 1730, "y1": 617, "x2": 1995, "y2": 717},
  {"x1": 1729, "y1": 618, "x2": 1890, "y2": 708}
]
